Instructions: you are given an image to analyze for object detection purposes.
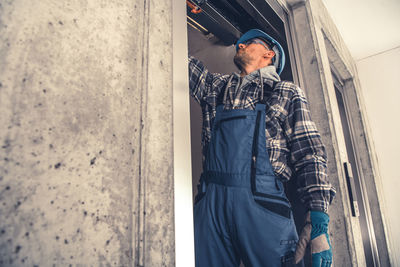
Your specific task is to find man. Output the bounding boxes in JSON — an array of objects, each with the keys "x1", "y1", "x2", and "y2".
[{"x1": 189, "y1": 29, "x2": 336, "y2": 267}]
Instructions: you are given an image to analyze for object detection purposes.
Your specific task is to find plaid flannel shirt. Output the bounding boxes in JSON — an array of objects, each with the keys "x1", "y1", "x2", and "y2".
[{"x1": 189, "y1": 56, "x2": 336, "y2": 212}]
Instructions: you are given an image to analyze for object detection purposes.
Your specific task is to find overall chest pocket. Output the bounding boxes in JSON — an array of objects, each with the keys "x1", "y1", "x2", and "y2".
[{"x1": 206, "y1": 113, "x2": 256, "y2": 174}]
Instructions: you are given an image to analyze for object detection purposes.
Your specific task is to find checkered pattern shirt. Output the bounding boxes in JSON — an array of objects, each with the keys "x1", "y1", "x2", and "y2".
[{"x1": 189, "y1": 56, "x2": 336, "y2": 212}]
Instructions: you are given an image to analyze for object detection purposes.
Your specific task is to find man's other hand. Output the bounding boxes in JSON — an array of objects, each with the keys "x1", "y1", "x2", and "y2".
[{"x1": 294, "y1": 211, "x2": 332, "y2": 267}]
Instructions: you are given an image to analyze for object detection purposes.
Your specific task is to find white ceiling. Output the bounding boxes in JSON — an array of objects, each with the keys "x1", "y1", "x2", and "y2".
[{"x1": 322, "y1": 0, "x2": 400, "y2": 61}]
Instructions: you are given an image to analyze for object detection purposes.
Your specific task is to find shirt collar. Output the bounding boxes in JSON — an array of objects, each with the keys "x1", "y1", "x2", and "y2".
[{"x1": 234, "y1": 65, "x2": 280, "y2": 88}]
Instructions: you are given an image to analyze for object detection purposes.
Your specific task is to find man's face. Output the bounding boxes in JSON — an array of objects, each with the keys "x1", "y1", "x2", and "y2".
[{"x1": 233, "y1": 38, "x2": 270, "y2": 71}]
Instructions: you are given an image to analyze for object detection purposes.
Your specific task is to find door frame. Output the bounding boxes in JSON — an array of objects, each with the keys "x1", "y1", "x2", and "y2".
[
  {"x1": 173, "y1": 0, "x2": 301, "y2": 265},
  {"x1": 287, "y1": 0, "x2": 392, "y2": 264},
  {"x1": 173, "y1": 1, "x2": 195, "y2": 267},
  {"x1": 174, "y1": 0, "x2": 392, "y2": 265},
  {"x1": 332, "y1": 70, "x2": 380, "y2": 266},
  {"x1": 323, "y1": 31, "x2": 391, "y2": 265}
]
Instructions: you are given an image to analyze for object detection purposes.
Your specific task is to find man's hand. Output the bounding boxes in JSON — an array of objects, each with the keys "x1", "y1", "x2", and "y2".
[{"x1": 294, "y1": 211, "x2": 333, "y2": 267}]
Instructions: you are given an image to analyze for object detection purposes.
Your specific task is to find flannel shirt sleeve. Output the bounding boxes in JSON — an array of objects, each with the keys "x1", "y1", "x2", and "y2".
[
  {"x1": 188, "y1": 56, "x2": 212, "y2": 104},
  {"x1": 285, "y1": 86, "x2": 336, "y2": 213},
  {"x1": 188, "y1": 56, "x2": 226, "y2": 104}
]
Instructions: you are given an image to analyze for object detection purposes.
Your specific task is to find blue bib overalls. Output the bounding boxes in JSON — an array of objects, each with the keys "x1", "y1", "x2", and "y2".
[{"x1": 194, "y1": 78, "x2": 301, "y2": 267}]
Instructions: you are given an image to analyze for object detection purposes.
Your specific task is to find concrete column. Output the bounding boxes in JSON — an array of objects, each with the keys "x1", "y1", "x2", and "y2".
[
  {"x1": 0, "y1": 0, "x2": 174, "y2": 266},
  {"x1": 290, "y1": 1, "x2": 354, "y2": 266},
  {"x1": 289, "y1": 0, "x2": 391, "y2": 266}
]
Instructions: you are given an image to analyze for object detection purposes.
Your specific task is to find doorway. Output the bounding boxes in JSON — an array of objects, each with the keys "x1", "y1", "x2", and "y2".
[{"x1": 186, "y1": 0, "x2": 308, "y2": 264}]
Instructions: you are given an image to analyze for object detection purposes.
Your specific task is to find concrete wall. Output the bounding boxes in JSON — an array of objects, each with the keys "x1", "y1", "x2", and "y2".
[
  {"x1": 357, "y1": 46, "x2": 400, "y2": 267},
  {"x1": 306, "y1": 1, "x2": 391, "y2": 265},
  {"x1": 0, "y1": 0, "x2": 175, "y2": 266},
  {"x1": 289, "y1": 1, "x2": 355, "y2": 265},
  {"x1": 289, "y1": 0, "x2": 390, "y2": 265}
]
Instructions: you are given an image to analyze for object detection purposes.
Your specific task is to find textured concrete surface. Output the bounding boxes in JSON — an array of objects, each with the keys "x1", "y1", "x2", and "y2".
[
  {"x1": 0, "y1": 0, "x2": 174, "y2": 266},
  {"x1": 289, "y1": 0, "x2": 391, "y2": 266},
  {"x1": 310, "y1": 0, "x2": 391, "y2": 266},
  {"x1": 290, "y1": 1, "x2": 355, "y2": 266},
  {"x1": 140, "y1": 0, "x2": 175, "y2": 265}
]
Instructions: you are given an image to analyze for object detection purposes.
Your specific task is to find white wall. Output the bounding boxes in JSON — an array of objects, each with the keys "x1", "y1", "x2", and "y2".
[{"x1": 357, "y1": 46, "x2": 400, "y2": 266}]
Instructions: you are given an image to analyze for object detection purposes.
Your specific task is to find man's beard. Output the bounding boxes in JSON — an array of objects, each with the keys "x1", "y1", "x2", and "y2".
[{"x1": 233, "y1": 51, "x2": 252, "y2": 71}]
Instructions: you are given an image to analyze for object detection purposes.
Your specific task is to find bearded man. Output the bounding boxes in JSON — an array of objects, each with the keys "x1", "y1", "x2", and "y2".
[{"x1": 188, "y1": 29, "x2": 336, "y2": 267}]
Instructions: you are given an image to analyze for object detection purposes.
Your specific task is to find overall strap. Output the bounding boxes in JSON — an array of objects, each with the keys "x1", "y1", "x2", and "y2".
[
  {"x1": 250, "y1": 107, "x2": 263, "y2": 194},
  {"x1": 259, "y1": 75, "x2": 279, "y2": 104},
  {"x1": 259, "y1": 69, "x2": 265, "y2": 103},
  {"x1": 222, "y1": 75, "x2": 234, "y2": 107}
]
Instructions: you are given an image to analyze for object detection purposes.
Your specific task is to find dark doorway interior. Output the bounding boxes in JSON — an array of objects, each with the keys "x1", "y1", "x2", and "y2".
[
  {"x1": 188, "y1": 25, "x2": 238, "y2": 199},
  {"x1": 187, "y1": 0, "x2": 308, "y2": 264}
]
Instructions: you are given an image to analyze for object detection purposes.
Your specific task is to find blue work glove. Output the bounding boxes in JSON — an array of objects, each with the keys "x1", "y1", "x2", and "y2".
[{"x1": 294, "y1": 211, "x2": 333, "y2": 266}]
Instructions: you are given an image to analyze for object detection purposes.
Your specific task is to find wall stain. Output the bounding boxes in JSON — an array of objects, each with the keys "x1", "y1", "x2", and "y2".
[
  {"x1": 14, "y1": 201, "x2": 21, "y2": 209},
  {"x1": 2, "y1": 138, "x2": 11, "y2": 149}
]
